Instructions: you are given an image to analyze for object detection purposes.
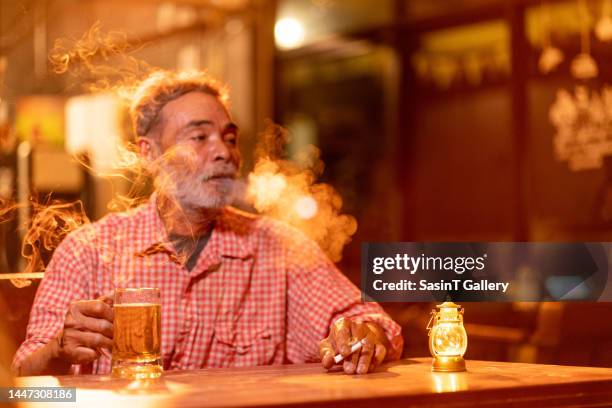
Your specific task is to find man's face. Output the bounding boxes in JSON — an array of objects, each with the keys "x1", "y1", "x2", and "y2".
[{"x1": 150, "y1": 91, "x2": 241, "y2": 210}]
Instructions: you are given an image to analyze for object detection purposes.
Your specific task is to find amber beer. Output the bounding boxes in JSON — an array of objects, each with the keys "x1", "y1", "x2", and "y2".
[{"x1": 111, "y1": 288, "x2": 162, "y2": 379}]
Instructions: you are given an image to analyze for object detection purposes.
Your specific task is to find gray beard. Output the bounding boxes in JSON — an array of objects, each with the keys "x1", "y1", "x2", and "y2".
[{"x1": 161, "y1": 176, "x2": 236, "y2": 210}]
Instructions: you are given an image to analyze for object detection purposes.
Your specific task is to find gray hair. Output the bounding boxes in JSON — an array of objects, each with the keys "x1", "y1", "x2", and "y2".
[{"x1": 130, "y1": 70, "x2": 229, "y2": 139}]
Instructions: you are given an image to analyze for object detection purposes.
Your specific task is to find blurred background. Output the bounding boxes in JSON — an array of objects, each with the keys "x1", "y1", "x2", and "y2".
[{"x1": 1, "y1": 0, "x2": 612, "y2": 369}]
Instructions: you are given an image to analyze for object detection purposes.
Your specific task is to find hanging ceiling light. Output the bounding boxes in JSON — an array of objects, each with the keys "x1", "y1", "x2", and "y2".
[
  {"x1": 538, "y1": 2, "x2": 564, "y2": 74},
  {"x1": 596, "y1": 0, "x2": 612, "y2": 41},
  {"x1": 571, "y1": 0, "x2": 598, "y2": 79}
]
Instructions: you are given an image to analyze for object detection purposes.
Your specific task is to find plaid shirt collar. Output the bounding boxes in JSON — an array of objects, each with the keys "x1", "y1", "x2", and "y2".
[{"x1": 133, "y1": 193, "x2": 254, "y2": 262}]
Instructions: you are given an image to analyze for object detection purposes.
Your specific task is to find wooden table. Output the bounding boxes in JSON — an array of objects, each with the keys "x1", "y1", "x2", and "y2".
[{"x1": 15, "y1": 358, "x2": 612, "y2": 407}]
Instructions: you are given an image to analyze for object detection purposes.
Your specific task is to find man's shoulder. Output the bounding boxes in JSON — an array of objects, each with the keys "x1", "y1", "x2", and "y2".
[{"x1": 63, "y1": 201, "x2": 151, "y2": 244}]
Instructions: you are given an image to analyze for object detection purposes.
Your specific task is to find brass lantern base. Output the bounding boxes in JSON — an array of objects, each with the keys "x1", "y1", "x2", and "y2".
[{"x1": 431, "y1": 356, "x2": 466, "y2": 372}]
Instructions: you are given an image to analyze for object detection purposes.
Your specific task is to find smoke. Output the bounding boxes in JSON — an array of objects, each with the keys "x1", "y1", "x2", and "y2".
[
  {"x1": 0, "y1": 198, "x2": 16, "y2": 224},
  {"x1": 49, "y1": 21, "x2": 149, "y2": 92},
  {"x1": 2, "y1": 23, "x2": 358, "y2": 286},
  {"x1": 21, "y1": 199, "x2": 90, "y2": 274},
  {"x1": 48, "y1": 23, "x2": 162, "y2": 215},
  {"x1": 0, "y1": 197, "x2": 89, "y2": 287},
  {"x1": 247, "y1": 124, "x2": 357, "y2": 262}
]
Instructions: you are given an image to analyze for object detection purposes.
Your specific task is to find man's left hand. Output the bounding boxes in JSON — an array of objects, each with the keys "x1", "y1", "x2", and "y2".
[{"x1": 319, "y1": 317, "x2": 389, "y2": 375}]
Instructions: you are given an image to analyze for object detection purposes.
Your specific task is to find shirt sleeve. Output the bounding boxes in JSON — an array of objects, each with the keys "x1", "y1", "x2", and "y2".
[
  {"x1": 284, "y1": 228, "x2": 403, "y2": 363},
  {"x1": 11, "y1": 228, "x2": 94, "y2": 374}
]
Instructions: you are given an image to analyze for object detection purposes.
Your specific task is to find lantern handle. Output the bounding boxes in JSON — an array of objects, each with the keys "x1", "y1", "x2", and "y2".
[{"x1": 426, "y1": 310, "x2": 436, "y2": 334}]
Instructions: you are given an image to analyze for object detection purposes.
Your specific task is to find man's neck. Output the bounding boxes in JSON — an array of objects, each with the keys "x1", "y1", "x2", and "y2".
[{"x1": 156, "y1": 193, "x2": 220, "y2": 237}]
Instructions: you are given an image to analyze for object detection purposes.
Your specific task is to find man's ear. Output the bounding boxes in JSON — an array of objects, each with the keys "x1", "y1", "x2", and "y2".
[{"x1": 137, "y1": 137, "x2": 160, "y2": 162}]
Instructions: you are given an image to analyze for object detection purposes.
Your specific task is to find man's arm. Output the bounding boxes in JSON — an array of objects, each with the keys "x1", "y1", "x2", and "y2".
[
  {"x1": 16, "y1": 336, "x2": 71, "y2": 376},
  {"x1": 12, "y1": 228, "x2": 113, "y2": 376},
  {"x1": 283, "y1": 227, "x2": 403, "y2": 373}
]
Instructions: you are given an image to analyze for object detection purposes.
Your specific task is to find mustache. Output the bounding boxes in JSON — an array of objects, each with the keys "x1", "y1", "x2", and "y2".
[{"x1": 200, "y1": 166, "x2": 238, "y2": 182}]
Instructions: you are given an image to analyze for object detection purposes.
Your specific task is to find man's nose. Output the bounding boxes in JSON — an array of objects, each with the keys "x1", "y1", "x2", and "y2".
[{"x1": 208, "y1": 136, "x2": 231, "y2": 162}]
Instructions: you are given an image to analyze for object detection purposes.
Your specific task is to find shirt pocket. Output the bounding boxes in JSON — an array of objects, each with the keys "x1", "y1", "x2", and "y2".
[{"x1": 212, "y1": 321, "x2": 278, "y2": 367}]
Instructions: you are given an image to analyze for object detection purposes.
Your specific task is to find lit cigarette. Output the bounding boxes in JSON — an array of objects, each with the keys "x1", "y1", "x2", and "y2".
[{"x1": 334, "y1": 339, "x2": 366, "y2": 364}]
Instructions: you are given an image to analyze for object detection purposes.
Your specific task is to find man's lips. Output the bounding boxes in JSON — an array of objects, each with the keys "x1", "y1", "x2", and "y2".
[{"x1": 202, "y1": 173, "x2": 237, "y2": 182}]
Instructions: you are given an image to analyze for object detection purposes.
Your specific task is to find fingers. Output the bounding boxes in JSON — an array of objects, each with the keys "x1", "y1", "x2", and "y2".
[
  {"x1": 65, "y1": 299, "x2": 114, "y2": 338},
  {"x1": 58, "y1": 298, "x2": 115, "y2": 365},
  {"x1": 344, "y1": 321, "x2": 367, "y2": 374},
  {"x1": 357, "y1": 337, "x2": 375, "y2": 375},
  {"x1": 322, "y1": 318, "x2": 390, "y2": 375},
  {"x1": 343, "y1": 346, "x2": 360, "y2": 374},
  {"x1": 78, "y1": 330, "x2": 114, "y2": 350},
  {"x1": 319, "y1": 338, "x2": 335, "y2": 369},
  {"x1": 65, "y1": 328, "x2": 114, "y2": 350},
  {"x1": 369, "y1": 343, "x2": 387, "y2": 373},
  {"x1": 97, "y1": 294, "x2": 114, "y2": 308},
  {"x1": 58, "y1": 328, "x2": 112, "y2": 365},
  {"x1": 76, "y1": 299, "x2": 114, "y2": 322},
  {"x1": 66, "y1": 314, "x2": 113, "y2": 338},
  {"x1": 321, "y1": 318, "x2": 358, "y2": 372},
  {"x1": 69, "y1": 346, "x2": 100, "y2": 364},
  {"x1": 332, "y1": 318, "x2": 352, "y2": 356}
]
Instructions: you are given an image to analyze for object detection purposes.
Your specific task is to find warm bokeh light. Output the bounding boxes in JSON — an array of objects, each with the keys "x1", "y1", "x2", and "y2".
[
  {"x1": 274, "y1": 18, "x2": 305, "y2": 50},
  {"x1": 294, "y1": 195, "x2": 318, "y2": 220},
  {"x1": 65, "y1": 93, "x2": 124, "y2": 172}
]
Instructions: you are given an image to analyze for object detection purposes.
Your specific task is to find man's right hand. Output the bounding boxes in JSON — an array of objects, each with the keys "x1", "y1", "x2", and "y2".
[{"x1": 55, "y1": 296, "x2": 114, "y2": 365}]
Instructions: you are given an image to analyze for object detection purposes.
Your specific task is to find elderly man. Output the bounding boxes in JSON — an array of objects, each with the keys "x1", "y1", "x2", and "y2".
[{"x1": 12, "y1": 71, "x2": 403, "y2": 376}]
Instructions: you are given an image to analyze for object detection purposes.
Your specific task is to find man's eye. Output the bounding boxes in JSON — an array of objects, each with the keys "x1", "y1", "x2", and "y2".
[
  {"x1": 225, "y1": 134, "x2": 237, "y2": 145},
  {"x1": 191, "y1": 135, "x2": 207, "y2": 141}
]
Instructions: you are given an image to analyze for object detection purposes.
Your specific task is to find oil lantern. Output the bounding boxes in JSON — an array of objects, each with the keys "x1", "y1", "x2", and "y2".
[{"x1": 427, "y1": 301, "x2": 468, "y2": 372}]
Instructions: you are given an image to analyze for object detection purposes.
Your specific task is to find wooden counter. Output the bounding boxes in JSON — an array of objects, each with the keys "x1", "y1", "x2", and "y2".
[{"x1": 16, "y1": 358, "x2": 612, "y2": 407}]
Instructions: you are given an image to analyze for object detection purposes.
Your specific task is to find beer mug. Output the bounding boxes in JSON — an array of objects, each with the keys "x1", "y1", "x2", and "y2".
[{"x1": 111, "y1": 288, "x2": 162, "y2": 379}]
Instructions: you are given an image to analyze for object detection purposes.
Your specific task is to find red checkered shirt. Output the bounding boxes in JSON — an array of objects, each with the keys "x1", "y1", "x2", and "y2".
[{"x1": 12, "y1": 194, "x2": 403, "y2": 374}]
